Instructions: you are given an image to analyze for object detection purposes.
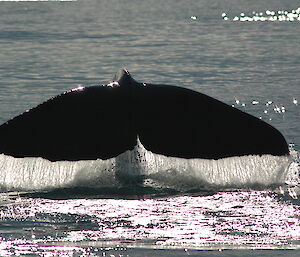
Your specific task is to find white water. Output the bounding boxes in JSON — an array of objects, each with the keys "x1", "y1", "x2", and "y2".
[{"x1": 0, "y1": 138, "x2": 295, "y2": 193}]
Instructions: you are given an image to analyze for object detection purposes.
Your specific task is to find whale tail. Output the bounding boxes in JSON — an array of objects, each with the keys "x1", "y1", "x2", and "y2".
[{"x1": 0, "y1": 70, "x2": 289, "y2": 161}]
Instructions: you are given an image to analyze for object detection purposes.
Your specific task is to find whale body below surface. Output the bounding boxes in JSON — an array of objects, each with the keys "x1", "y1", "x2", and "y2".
[{"x1": 0, "y1": 70, "x2": 289, "y2": 161}]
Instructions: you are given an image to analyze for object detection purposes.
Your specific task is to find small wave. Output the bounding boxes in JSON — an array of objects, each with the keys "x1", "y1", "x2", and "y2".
[{"x1": 0, "y1": 139, "x2": 297, "y2": 196}]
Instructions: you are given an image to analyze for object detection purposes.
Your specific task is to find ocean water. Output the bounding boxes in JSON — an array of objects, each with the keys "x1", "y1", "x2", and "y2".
[{"x1": 0, "y1": 0, "x2": 299, "y2": 256}]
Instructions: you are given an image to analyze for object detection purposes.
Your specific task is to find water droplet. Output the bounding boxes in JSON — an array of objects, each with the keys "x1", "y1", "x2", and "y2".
[
  {"x1": 266, "y1": 101, "x2": 273, "y2": 106},
  {"x1": 292, "y1": 98, "x2": 298, "y2": 105}
]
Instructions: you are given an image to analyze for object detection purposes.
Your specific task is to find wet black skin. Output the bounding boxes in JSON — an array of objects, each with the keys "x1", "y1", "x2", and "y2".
[{"x1": 0, "y1": 70, "x2": 289, "y2": 161}]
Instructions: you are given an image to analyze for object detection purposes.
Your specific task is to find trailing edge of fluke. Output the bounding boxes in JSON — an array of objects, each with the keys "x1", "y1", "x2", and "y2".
[{"x1": 0, "y1": 69, "x2": 289, "y2": 161}]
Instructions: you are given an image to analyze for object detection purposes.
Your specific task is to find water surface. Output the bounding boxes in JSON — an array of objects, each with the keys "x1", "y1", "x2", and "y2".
[{"x1": 0, "y1": 0, "x2": 299, "y2": 256}]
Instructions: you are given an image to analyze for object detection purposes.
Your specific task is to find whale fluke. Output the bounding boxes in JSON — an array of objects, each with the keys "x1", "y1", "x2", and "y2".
[{"x1": 0, "y1": 69, "x2": 289, "y2": 161}]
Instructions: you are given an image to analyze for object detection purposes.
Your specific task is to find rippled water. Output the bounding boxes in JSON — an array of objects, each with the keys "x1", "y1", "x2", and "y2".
[{"x1": 0, "y1": 0, "x2": 299, "y2": 256}]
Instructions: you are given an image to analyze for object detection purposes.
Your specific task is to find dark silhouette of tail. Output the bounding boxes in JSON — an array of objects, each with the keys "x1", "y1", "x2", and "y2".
[{"x1": 0, "y1": 69, "x2": 289, "y2": 161}]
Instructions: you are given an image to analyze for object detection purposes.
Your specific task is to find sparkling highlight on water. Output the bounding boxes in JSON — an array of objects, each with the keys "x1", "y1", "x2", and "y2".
[{"x1": 222, "y1": 7, "x2": 300, "y2": 22}]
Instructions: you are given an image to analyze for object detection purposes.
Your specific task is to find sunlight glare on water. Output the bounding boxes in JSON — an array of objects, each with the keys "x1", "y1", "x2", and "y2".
[
  {"x1": 0, "y1": 0, "x2": 299, "y2": 256},
  {"x1": 222, "y1": 7, "x2": 300, "y2": 22},
  {"x1": 0, "y1": 191, "x2": 300, "y2": 256}
]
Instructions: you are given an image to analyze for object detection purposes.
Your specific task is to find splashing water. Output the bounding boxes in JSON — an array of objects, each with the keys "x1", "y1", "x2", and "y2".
[{"x1": 0, "y1": 138, "x2": 297, "y2": 196}]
